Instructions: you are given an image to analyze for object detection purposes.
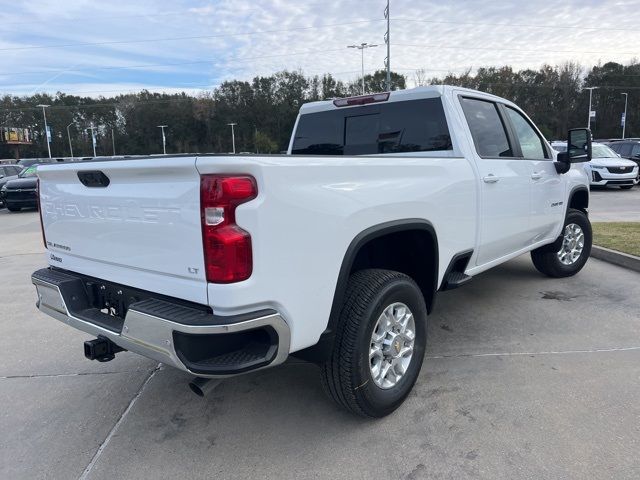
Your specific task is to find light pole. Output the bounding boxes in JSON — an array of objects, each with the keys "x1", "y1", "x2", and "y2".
[
  {"x1": 157, "y1": 125, "x2": 168, "y2": 154},
  {"x1": 111, "y1": 128, "x2": 116, "y2": 155},
  {"x1": 86, "y1": 124, "x2": 97, "y2": 157},
  {"x1": 621, "y1": 92, "x2": 628, "y2": 139},
  {"x1": 585, "y1": 87, "x2": 598, "y2": 130},
  {"x1": 36, "y1": 104, "x2": 51, "y2": 158},
  {"x1": 384, "y1": 0, "x2": 391, "y2": 91},
  {"x1": 347, "y1": 43, "x2": 378, "y2": 95},
  {"x1": 66, "y1": 122, "x2": 74, "y2": 159},
  {"x1": 227, "y1": 123, "x2": 237, "y2": 154}
]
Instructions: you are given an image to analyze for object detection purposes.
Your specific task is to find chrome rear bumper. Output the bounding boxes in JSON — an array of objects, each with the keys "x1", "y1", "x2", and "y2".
[{"x1": 32, "y1": 268, "x2": 290, "y2": 378}]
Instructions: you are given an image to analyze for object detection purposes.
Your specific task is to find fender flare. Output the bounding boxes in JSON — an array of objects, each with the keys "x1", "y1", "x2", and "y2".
[
  {"x1": 567, "y1": 185, "x2": 589, "y2": 215},
  {"x1": 292, "y1": 219, "x2": 439, "y2": 363},
  {"x1": 328, "y1": 218, "x2": 438, "y2": 331}
]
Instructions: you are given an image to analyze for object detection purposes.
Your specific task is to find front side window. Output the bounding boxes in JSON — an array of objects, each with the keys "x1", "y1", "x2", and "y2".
[
  {"x1": 460, "y1": 97, "x2": 513, "y2": 158},
  {"x1": 505, "y1": 107, "x2": 548, "y2": 159},
  {"x1": 291, "y1": 98, "x2": 452, "y2": 155},
  {"x1": 631, "y1": 144, "x2": 640, "y2": 158}
]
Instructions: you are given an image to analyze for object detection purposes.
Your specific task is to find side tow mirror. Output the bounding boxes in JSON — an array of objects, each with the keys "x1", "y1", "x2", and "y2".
[{"x1": 567, "y1": 128, "x2": 592, "y2": 163}]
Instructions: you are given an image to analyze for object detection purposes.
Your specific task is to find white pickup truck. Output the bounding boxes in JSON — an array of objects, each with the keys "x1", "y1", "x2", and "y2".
[{"x1": 32, "y1": 86, "x2": 593, "y2": 417}]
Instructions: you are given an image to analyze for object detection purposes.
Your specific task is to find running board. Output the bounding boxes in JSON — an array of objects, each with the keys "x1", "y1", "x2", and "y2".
[
  {"x1": 440, "y1": 250, "x2": 474, "y2": 291},
  {"x1": 441, "y1": 271, "x2": 472, "y2": 290}
]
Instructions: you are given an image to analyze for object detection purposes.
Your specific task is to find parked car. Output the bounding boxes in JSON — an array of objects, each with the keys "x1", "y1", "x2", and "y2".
[
  {"x1": 0, "y1": 164, "x2": 23, "y2": 207},
  {"x1": 32, "y1": 86, "x2": 592, "y2": 417},
  {"x1": 1, "y1": 165, "x2": 39, "y2": 211},
  {"x1": 605, "y1": 140, "x2": 640, "y2": 184},
  {"x1": 552, "y1": 141, "x2": 637, "y2": 189}
]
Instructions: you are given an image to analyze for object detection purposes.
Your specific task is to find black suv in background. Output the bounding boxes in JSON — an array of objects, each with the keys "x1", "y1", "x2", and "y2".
[
  {"x1": 606, "y1": 140, "x2": 640, "y2": 184},
  {"x1": 1, "y1": 165, "x2": 39, "y2": 212},
  {"x1": 0, "y1": 164, "x2": 23, "y2": 207}
]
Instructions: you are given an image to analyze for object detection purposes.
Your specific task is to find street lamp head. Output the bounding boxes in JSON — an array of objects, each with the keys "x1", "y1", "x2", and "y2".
[
  {"x1": 157, "y1": 125, "x2": 168, "y2": 128},
  {"x1": 36, "y1": 104, "x2": 50, "y2": 108}
]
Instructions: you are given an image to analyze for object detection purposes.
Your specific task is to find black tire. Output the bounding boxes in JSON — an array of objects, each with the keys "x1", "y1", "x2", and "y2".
[
  {"x1": 531, "y1": 208, "x2": 592, "y2": 278},
  {"x1": 620, "y1": 185, "x2": 634, "y2": 190},
  {"x1": 6, "y1": 205, "x2": 21, "y2": 212},
  {"x1": 320, "y1": 269, "x2": 427, "y2": 418}
]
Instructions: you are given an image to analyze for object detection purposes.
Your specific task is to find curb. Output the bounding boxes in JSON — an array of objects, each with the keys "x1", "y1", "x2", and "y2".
[{"x1": 591, "y1": 245, "x2": 640, "y2": 273}]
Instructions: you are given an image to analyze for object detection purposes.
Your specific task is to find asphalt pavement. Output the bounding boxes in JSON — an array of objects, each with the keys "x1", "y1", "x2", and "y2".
[
  {"x1": 589, "y1": 186, "x2": 640, "y2": 222},
  {"x1": 1, "y1": 199, "x2": 639, "y2": 480}
]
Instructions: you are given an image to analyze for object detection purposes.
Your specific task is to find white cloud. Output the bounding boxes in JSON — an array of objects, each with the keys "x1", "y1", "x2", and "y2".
[{"x1": 0, "y1": 0, "x2": 637, "y2": 96}]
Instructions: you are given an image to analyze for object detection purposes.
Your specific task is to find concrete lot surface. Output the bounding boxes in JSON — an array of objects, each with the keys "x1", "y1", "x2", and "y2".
[
  {"x1": 1, "y1": 201, "x2": 639, "y2": 480},
  {"x1": 589, "y1": 186, "x2": 640, "y2": 222}
]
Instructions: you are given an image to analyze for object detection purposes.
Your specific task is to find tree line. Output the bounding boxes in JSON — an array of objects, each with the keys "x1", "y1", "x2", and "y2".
[{"x1": 1, "y1": 61, "x2": 638, "y2": 159}]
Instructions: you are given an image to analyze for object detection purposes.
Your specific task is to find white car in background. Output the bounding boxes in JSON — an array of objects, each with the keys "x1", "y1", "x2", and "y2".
[{"x1": 551, "y1": 141, "x2": 637, "y2": 189}]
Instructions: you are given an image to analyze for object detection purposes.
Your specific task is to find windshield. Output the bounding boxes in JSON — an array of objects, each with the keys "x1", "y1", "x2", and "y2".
[
  {"x1": 19, "y1": 166, "x2": 38, "y2": 178},
  {"x1": 592, "y1": 145, "x2": 619, "y2": 158}
]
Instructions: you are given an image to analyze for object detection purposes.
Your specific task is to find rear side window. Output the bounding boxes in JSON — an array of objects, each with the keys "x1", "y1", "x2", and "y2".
[
  {"x1": 619, "y1": 143, "x2": 633, "y2": 156},
  {"x1": 291, "y1": 98, "x2": 452, "y2": 155},
  {"x1": 505, "y1": 107, "x2": 549, "y2": 159},
  {"x1": 460, "y1": 97, "x2": 513, "y2": 158}
]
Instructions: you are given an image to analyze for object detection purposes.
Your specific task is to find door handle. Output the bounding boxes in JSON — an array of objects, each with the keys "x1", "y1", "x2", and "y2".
[
  {"x1": 531, "y1": 172, "x2": 543, "y2": 180},
  {"x1": 483, "y1": 174, "x2": 499, "y2": 183}
]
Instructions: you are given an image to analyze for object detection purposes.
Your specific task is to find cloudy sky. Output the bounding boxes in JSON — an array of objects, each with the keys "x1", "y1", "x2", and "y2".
[{"x1": 0, "y1": 0, "x2": 638, "y2": 97}]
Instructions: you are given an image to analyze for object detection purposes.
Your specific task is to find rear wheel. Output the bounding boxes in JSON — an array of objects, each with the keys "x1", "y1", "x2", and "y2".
[
  {"x1": 320, "y1": 269, "x2": 427, "y2": 417},
  {"x1": 531, "y1": 208, "x2": 592, "y2": 278},
  {"x1": 6, "y1": 205, "x2": 21, "y2": 212},
  {"x1": 620, "y1": 185, "x2": 634, "y2": 190}
]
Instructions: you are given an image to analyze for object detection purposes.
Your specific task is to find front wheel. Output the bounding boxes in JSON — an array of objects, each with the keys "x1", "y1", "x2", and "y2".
[
  {"x1": 620, "y1": 185, "x2": 634, "y2": 190},
  {"x1": 320, "y1": 269, "x2": 427, "y2": 418},
  {"x1": 6, "y1": 205, "x2": 21, "y2": 212},
  {"x1": 531, "y1": 208, "x2": 592, "y2": 278}
]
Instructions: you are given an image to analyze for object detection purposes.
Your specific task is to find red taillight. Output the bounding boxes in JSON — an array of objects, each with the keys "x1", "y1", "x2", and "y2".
[
  {"x1": 200, "y1": 175, "x2": 257, "y2": 283},
  {"x1": 333, "y1": 92, "x2": 390, "y2": 107},
  {"x1": 36, "y1": 177, "x2": 47, "y2": 249}
]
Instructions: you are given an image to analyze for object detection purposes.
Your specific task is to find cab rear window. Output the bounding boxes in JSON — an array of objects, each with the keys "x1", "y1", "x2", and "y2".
[{"x1": 291, "y1": 98, "x2": 452, "y2": 155}]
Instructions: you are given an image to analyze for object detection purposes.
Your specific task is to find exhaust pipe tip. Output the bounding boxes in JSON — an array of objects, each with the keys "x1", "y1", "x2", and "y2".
[
  {"x1": 188, "y1": 380, "x2": 205, "y2": 397},
  {"x1": 188, "y1": 377, "x2": 221, "y2": 397}
]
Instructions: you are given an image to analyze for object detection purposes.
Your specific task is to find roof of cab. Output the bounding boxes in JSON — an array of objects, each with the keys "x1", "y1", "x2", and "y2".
[{"x1": 298, "y1": 85, "x2": 514, "y2": 115}]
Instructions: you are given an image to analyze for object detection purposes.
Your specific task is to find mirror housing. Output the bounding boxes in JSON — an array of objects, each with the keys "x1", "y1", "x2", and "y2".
[
  {"x1": 554, "y1": 128, "x2": 592, "y2": 174},
  {"x1": 566, "y1": 128, "x2": 592, "y2": 163}
]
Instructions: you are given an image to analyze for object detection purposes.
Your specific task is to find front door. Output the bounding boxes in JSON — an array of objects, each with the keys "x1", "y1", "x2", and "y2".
[{"x1": 502, "y1": 106, "x2": 564, "y2": 242}]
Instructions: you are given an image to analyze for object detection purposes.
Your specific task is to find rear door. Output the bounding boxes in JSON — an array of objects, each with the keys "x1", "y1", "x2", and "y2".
[
  {"x1": 459, "y1": 96, "x2": 531, "y2": 266},
  {"x1": 37, "y1": 157, "x2": 208, "y2": 304},
  {"x1": 502, "y1": 106, "x2": 564, "y2": 242}
]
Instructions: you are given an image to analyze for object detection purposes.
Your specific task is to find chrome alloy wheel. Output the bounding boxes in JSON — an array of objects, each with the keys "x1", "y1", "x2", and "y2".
[
  {"x1": 369, "y1": 302, "x2": 416, "y2": 389},
  {"x1": 557, "y1": 223, "x2": 585, "y2": 265}
]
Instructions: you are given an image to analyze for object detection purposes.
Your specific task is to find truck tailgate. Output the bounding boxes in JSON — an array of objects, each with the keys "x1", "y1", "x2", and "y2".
[{"x1": 38, "y1": 157, "x2": 208, "y2": 305}]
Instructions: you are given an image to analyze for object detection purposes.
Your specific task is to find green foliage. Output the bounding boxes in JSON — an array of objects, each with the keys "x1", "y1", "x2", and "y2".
[
  {"x1": 254, "y1": 131, "x2": 279, "y2": 153},
  {"x1": 2, "y1": 61, "x2": 639, "y2": 159}
]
